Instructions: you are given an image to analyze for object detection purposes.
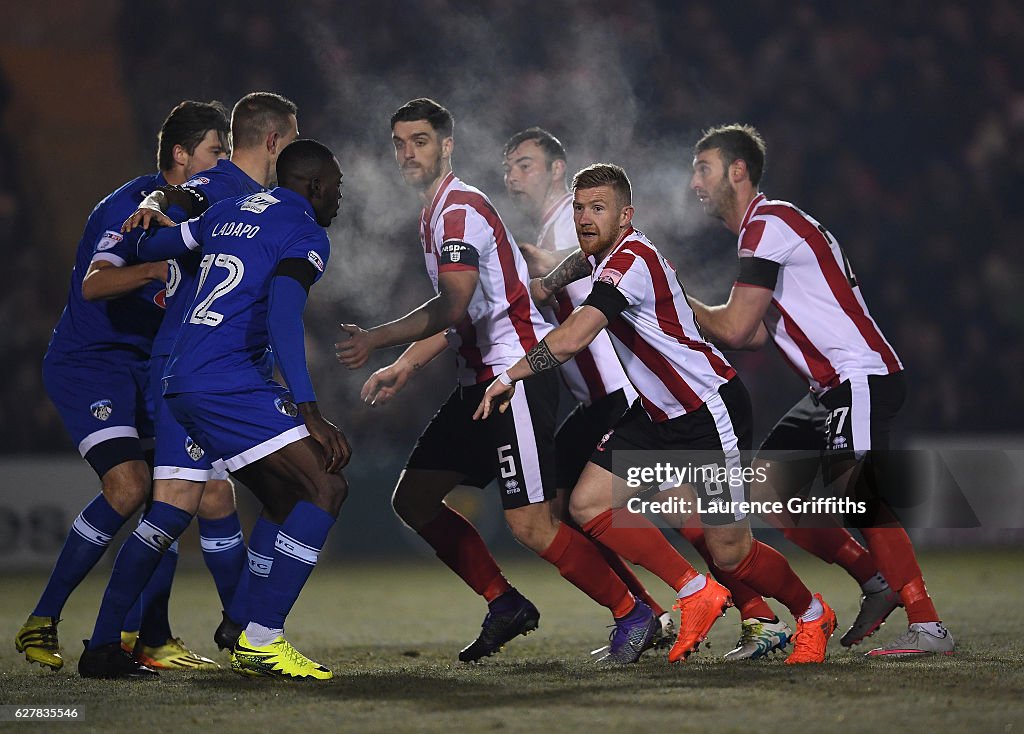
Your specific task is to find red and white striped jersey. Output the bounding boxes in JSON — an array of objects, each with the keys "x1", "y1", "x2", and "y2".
[
  {"x1": 591, "y1": 227, "x2": 737, "y2": 422},
  {"x1": 737, "y1": 194, "x2": 903, "y2": 393},
  {"x1": 420, "y1": 172, "x2": 551, "y2": 384},
  {"x1": 535, "y1": 193, "x2": 636, "y2": 406}
]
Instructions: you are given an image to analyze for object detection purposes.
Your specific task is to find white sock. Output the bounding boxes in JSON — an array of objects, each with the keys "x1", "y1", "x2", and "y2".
[
  {"x1": 861, "y1": 572, "x2": 889, "y2": 595},
  {"x1": 799, "y1": 595, "x2": 824, "y2": 623},
  {"x1": 244, "y1": 622, "x2": 283, "y2": 647},
  {"x1": 677, "y1": 573, "x2": 707, "y2": 599}
]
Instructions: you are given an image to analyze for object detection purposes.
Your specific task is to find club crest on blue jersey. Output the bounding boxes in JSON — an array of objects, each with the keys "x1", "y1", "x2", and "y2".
[
  {"x1": 185, "y1": 436, "x2": 205, "y2": 461},
  {"x1": 275, "y1": 396, "x2": 298, "y2": 417},
  {"x1": 184, "y1": 176, "x2": 211, "y2": 187},
  {"x1": 90, "y1": 399, "x2": 113, "y2": 421}
]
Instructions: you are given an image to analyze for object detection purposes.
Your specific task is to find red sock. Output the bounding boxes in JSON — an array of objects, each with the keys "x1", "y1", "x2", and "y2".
[
  {"x1": 678, "y1": 526, "x2": 775, "y2": 620},
  {"x1": 540, "y1": 522, "x2": 633, "y2": 617},
  {"x1": 418, "y1": 506, "x2": 511, "y2": 602},
  {"x1": 861, "y1": 527, "x2": 938, "y2": 623},
  {"x1": 592, "y1": 541, "x2": 665, "y2": 616},
  {"x1": 726, "y1": 541, "x2": 813, "y2": 619},
  {"x1": 783, "y1": 527, "x2": 878, "y2": 585},
  {"x1": 581, "y1": 509, "x2": 698, "y2": 591}
]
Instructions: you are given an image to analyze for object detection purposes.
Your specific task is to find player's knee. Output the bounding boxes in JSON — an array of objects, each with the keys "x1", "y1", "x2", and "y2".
[
  {"x1": 706, "y1": 532, "x2": 751, "y2": 571},
  {"x1": 304, "y1": 473, "x2": 347, "y2": 516},
  {"x1": 504, "y1": 504, "x2": 558, "y2": 554},
  {"x1": 567, "y1": 488, "x2": 599, "y2": 528},
  {"x1": 391, "y1": 480, "x2": 422, "y2": 526},
  {"x1": 197, "y1": 478, "x2": 237, "y2": 519},
  {"x1": 100, "y1": 463, "x2": 150, "y2": 515}
]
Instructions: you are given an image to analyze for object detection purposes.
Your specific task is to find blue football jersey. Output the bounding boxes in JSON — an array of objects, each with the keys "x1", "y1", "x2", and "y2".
[
  {"x1": 163, "y1": 188, "x2": 329, "y2": 395},
  {"x1": 153, "y1": 159, "x2": 264, "y2": 357},
  {"x1": 47, "y1": 173, "x2": 171, "y2": 356}
]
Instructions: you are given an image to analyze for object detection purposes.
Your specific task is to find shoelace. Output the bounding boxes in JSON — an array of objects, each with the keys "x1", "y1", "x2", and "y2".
[{"x1": 277, "y1": 640, "x2": 314, "y2": 669}]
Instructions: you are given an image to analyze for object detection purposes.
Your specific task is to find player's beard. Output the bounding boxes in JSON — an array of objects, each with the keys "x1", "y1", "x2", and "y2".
[
  {"x1": 707, "y1": 175, "x2": 736, "y2": 221},
  {"x1": 402, "y1": 156, "x2": 442, "y2": 190}
]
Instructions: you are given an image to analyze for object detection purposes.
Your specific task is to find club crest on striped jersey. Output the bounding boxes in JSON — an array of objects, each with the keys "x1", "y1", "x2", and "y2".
[
  {"x1": 597, "y1": 268, "x2": 625, "y2": 287},
  {"x1": 90, "y1": 399, "x2": 113, "y2": 421},
  {"x1": 185, "y1": 436, "x2": 205, "y2": 461},
  {"x1": 184, "y1": 176, "x2": 211, "y2": 187},
  {"x1": 307, "y1": 250, "x2": 324, "y2": 272}
]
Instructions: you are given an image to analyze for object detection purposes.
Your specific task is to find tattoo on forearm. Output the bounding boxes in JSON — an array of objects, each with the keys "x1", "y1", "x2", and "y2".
[
  {"x1": 541, "y1": 250, "x2": 592, "y2": 293},
  {"x1": 525, "y1": 339, "x2": 563, "y2": 374}
]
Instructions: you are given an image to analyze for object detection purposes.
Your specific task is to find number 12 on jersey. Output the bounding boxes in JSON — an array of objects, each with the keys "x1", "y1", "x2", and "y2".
[{"x1": 190, "y1": 253, "x2": 245, "y2": 326}]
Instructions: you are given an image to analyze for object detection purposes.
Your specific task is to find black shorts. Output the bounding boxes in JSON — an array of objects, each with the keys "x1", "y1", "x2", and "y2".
[
  {"x1": 405, "y1": 371, "x2": 559, "y2": 510},
  {"x1": 590, "y1": 378, "x2": 753, "y2": 526},
  {"x1": 555, "y1": 388, "x2": 631, "y2": 490},
  {"x1": 759, "y1": 372, "x2": 908, "y2": 524},
  {"x1": 756, "y1": 391, "x2": 828, "y2": 497}
]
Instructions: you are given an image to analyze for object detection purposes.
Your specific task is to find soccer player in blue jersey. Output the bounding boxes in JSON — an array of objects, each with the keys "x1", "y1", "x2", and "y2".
[
  {"x1": 95, "y1": 93, "x2": 301, "y2": 665},
  {"x1": 82, "y1": 139, "x2": 347, "y2": 681},
  {"x1": 15, "y1": 101, "x2": 229, "y2": 674}
]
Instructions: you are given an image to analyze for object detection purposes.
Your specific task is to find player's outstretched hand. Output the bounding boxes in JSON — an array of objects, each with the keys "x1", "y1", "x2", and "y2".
[
  {"x1": 360, "y1": 363, "x2": 410, "y2": 407},
  {"x1": 518, "y1": 243, "x2": 560, "y2": 278},
  {"x1": 121, "y1": 206, "x2": 175, "y2": 233},
  {"x1": 473, "y1": 378, "x2": 515, "y2": 420},
  {"x1": 301, "y1": 404, "x2": 351, "y2": 473},
  {"x1": 336, "y1": 323, "x2": 375, "y2": 370}
]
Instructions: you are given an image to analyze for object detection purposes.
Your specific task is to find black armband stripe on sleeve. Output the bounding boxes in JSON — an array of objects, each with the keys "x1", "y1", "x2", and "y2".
[
  {"x1": 736, "y1": 256, "x2": 781, "y2": 290},
  {"x1": 167, "y1": 185, "x2": 210, "y2": 216},
  {"x1": 438, "y1": 240, "x2": 480, "y2": 269},
  {"x1": 274, "y1": 258, "x2": 318, "y2": 292},
  {"x1": 582, "y1": 280, "x2": 629, "y2": 321}
]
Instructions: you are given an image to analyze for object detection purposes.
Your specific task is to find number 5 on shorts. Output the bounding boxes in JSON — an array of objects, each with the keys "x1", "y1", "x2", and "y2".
[{"x1": 498, "y1": 444, "x2": 517, "y2": 479}]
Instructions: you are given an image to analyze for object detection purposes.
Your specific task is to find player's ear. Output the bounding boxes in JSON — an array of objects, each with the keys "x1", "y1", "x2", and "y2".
[
  {"x1": 172, "y1": 144, "x2": 188, "y2": 168},
  {"x1": 619, "y1": 205, "x2": 634, "y2": 228},
  {"x1": 730, "y1": 159, "x2": 748, "y2": 183},
  {"x1": 551, "y1": 158, "x2": 566, "y2": 180},
  {"x1": 441, "y1": 136, "x2": 454, "y2": 160}
]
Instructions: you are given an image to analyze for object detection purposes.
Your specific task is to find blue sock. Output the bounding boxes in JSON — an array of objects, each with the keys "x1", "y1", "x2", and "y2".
[
  {"x1": 251, "y1": 502, "x2": 335, "y2": 631},
  {"x1": 87, "y1": 502, "x2": 191, "y2": 649},
  {"x1": 34, "y1": 494, "x2": 126, "y2": 618},
  {"x1": 198, "y1": 513, "x2": 246, "y2": 609},
  {"x1": 228, "y1": 517, "x2": 279, "y2": 627},
  {"x1": 139, "y1": 543, "x2": 179, "y2": 647},
  {"x1": 123, "y1": 597, "x2": 142, "y2": 633}
]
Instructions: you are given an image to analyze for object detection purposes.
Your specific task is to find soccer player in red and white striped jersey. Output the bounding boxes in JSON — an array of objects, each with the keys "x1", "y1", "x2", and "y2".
[
  {"x1": 502, "y1": 128, "x2": 671, "y2": 646},
  {"x1": 687, "y1": 124, "x2": 953, "y2": 656},
  {"x1": 337, "y1": 99, "x2": 670, "y2": 664},
  {"x1": 477, "y1": 163, "x2": 838, "y2": 664}
]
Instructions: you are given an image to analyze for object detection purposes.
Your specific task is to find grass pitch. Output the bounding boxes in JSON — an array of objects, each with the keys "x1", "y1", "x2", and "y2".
[{"x1": 1, "y1": 549, "x2": 1022, "y2": 734}]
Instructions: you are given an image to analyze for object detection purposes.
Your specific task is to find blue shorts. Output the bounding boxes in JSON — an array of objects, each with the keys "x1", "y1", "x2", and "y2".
[
  {"x1": 43, "y1": 348, "x2": 154, "y2": 477},
  {"x1": 151, "y1": 355, "x2": 228, "y2": 483},
  {"x1": 164, "y1": 382, "x2": 310, "y2": 473}
]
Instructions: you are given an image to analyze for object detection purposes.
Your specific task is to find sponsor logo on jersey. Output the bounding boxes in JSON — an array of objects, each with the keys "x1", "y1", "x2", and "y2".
[
  {"x1": 153, "y1": 289, "x2": 167, "y2": 309},
  {"x1": 185, "y1": 436, "x2": 205, "y2": 461},
  {"x1": 90, "y1": 399, "x2": 113, "y2": 421},
  {"x1": 504, "y1": 479, "x2": 521, "y2": 494},
  {"x1": 307, "y1": 250, "x2": 324, "y2": 272},
  {"x1": 96, "y1": 230, "x2": 123, "y2": 251},
  {"x1": 211, "y1": 221, "x2": 261, "y2": 239},
  {"x1": 275, "y1": 396, "x2": 298, "y2": 417},
  {"x1": 597, "y1": 268, "x2": 624, "y2": 287},
  {"x1": 184, "y1": 176, "x2": 211, "y2": 187},
  {"x1": 239, "y1": 192, "x2": 280, "y2": 214}
]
